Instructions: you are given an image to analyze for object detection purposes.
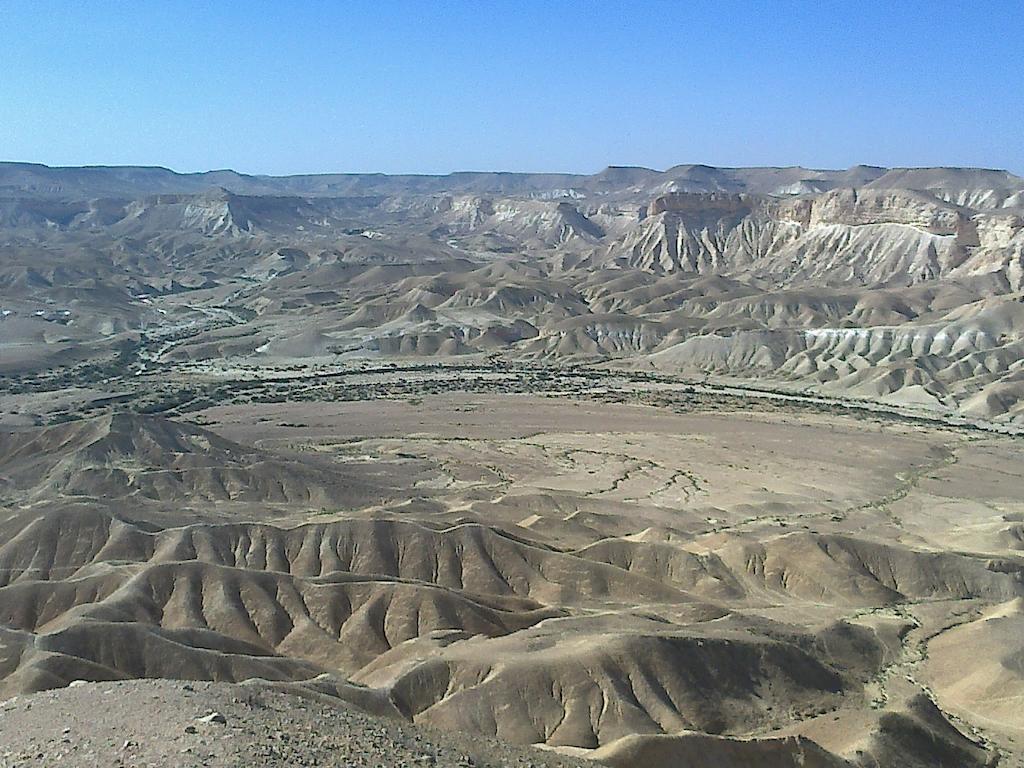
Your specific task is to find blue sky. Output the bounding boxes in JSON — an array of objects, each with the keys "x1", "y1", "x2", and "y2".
[{"x1": 1, "y1": 0, "x2": 1022, "y2": 175}]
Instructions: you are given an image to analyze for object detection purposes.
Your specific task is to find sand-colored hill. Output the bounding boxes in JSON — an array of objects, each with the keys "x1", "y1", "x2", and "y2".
[{"x1": 0, "y1": 413, "x2": 393, "y2": 514}]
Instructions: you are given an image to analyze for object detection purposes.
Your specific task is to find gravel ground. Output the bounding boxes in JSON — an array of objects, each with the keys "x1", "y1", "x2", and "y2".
[{"x1": 0, "y1": 680, "x2": 596, "y2": 768}]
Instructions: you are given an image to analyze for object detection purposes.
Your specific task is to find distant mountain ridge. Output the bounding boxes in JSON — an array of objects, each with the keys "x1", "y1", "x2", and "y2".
[{"x1": 2, "y1": 160, "x2": 1022, "y2": 201}]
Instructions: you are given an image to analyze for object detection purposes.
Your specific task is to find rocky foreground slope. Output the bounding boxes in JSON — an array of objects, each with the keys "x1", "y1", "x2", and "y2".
[{"x1": 0, "y1": 679, "x2": 598, "y2": 768}]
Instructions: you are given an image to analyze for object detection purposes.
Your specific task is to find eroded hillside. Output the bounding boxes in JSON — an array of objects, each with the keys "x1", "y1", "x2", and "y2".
[
  {"x1": 2, "y1": 163, "x2": 1023, "y2": 423},
  {"x1": 1, "y1": 395, "x2": 1023, "y2": 766}
]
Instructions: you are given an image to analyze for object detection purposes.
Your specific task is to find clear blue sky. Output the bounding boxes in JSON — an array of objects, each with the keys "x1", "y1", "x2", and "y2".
[{"x1": 2, "y1": 0, "x2": 1022, "y2": 175}]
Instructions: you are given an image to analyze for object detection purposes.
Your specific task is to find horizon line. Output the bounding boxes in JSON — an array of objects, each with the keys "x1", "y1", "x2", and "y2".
[{"x1": 1, "y1": 159, "x2": 1020, "y2": 179}]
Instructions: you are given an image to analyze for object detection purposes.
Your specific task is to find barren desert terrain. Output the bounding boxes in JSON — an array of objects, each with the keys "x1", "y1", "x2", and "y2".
[{"x1": 1, "y1": 163, "x2": 1024, "y2": 767}]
